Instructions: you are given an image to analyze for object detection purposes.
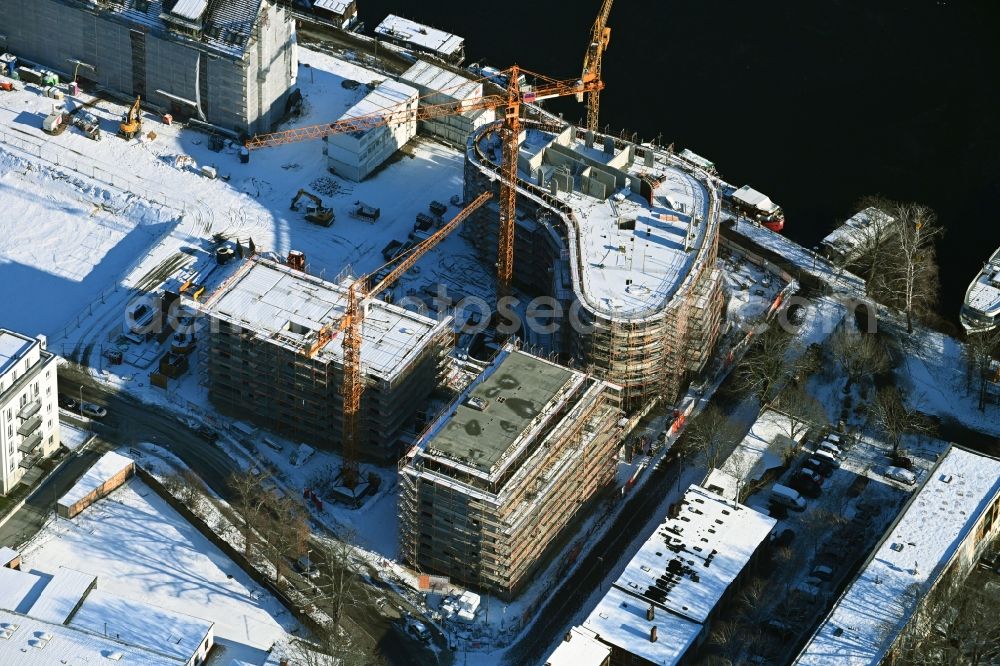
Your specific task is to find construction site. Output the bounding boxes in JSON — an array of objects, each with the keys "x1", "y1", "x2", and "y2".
[
  {"x1": 0, "y1": 0, "x2": 297, "y2": 134},
  {"x1": 464, "y1": 123, "x2": 726, "y2": 409},
  {"x1": 198, "y1": 257, "x2": 453, "y2": 462},
  {"x1": 398, "y1": 346, "x2": 625, "y2": 598}
]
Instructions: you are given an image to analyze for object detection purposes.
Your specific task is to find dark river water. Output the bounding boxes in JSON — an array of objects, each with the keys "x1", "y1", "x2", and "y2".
[{"x1": 358, "y1": 0, "x2": 1000, "y2": 327}]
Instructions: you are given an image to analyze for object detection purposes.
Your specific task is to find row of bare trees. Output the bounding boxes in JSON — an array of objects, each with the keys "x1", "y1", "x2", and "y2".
[{"x1": 224, "y1": 469, "x2": 380, "y2": 665}]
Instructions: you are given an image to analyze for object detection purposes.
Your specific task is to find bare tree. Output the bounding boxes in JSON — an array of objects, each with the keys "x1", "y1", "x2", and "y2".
[
  {"x1": 775, "y1": 383, "x2": 827, "y2": 441},
  {"x1": 228, "y1": 468, "x2": 272, "y2": 559},
  {"x1": 964, "y1": 329, "x2": 1000, "y2": 409},
  {"x1": 680, "y1": 405, "x2": 745, "y2": 472},
  {"x1": 883, "y1": 203, "x2": 943, "y2": 333},
  {"x1": 261, "y1": 490, "x2": 310, "y2": 584},
  {"x1": 829, "y1": 325, "x2": 890, "y2": 392},
  {"x1": 736, "y1": 326, "x2": 801, "y2": 405},
  {"x1": 869, "y1": 385, "x2": 929, "y2": 455}
]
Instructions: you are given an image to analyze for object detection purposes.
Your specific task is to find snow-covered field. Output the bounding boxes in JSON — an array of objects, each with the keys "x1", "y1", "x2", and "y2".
[
  {"x1": 20, "y1": 477, "x2": 299, "y2": 664},
  {"x1": 0, "y1": 148, "x2": 177, "y2": 337}
]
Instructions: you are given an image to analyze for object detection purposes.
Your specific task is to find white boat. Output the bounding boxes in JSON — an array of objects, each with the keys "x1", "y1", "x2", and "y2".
[{"x1": 960, "y1": 246, "x2": 1000, "y2": 333}]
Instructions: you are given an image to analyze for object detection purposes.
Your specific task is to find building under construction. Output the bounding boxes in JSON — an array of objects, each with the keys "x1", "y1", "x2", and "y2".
[
  {"x1": 399, "y1": 346, "x2": 624, "y2": 598},
  {"x1": 199, "y1": 258, "x2": 453, "y2": 461},
  {"x1": 464, "y1": 123, "x2": 725, "y2": 411},
  {"x1": 0, "y1": 0, "x2": 297, "y2": 134}
]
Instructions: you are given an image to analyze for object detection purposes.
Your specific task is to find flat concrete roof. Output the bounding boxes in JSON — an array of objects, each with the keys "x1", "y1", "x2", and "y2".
[
  {"x1": 0, "y1": 329, "x2": 35, "y2": 376},
  {"x1": 424, "y1": 351, "x2": 575, "y2": 473}
]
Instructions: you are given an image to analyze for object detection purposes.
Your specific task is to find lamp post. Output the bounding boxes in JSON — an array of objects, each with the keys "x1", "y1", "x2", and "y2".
[{"x1": 78, "y1": 385, "x2": 84, "y2": 419}]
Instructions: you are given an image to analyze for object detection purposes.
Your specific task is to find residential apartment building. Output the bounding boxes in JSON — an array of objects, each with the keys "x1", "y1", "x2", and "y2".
[
  {"x1": 0, "y1": 330, "x2": 60, "y2": 495},
  {"x1": 399, "y1": 346, "x2": 624, "y2": 598}
]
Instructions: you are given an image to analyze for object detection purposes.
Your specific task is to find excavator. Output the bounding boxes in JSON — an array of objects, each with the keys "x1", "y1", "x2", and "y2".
[
  {"x1": 119, "y1": 95, "x2": 142, "y2": 139},
  {"x1": 290, "y1": 188, "x2": 334, "y2": 227}
]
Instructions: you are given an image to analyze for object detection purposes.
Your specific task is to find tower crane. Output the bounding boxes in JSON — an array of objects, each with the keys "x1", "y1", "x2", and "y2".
[
  {"x1": 582, "y1": 0, "x2": 614, "y2": 132},
  {"x1": 245, "y1": 66, "x2": 603, "y2": 299},
  {"x1": 306, "y1": 191, "x2": 493, "y2": 486}
]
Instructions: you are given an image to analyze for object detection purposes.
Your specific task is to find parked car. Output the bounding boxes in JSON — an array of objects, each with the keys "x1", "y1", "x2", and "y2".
[
  {"x1": 810, "y1": 565, "x2": 835, "y2": 582},
  {"x1": 790, "y1": 474, "x2": 822, "y2": 499},
  {"x1": 884, "y1": 465, "x2": 918, "y2": 485},
  {"x1": 406, "y1": 620, "x2": 431, "y2": 643},
  {"x1": 194, "y1": 425, "x2": 219, "y2": 442},
  {"x1": 804, "y1": 458, "x2": 834, "y2": 477},
  {"x1": 80, "y1": 402, "x2": 107, "y2": 419},
  {"x1": 770, "y1": 528, "x2": 796, "y2": 548},
  {"x1": 770, "y1": 483, "x2": 807, "y2": 511},
  {"x1": 761, "y1": 618, "x2": 795, "y2": 640},
  {"x1": 793, "y1": 581, "x2": 822, "y2": 601},
  {"x1": 818, "y1": 440, "x2": 844, "y2": 459},
  {"x1": 58, "y1": 394, "x2": 78, "y2": 410},
  {"x1": 890, "y1": 453, "x2": 914, "y2": 470},
  {"x1": 796, "y1": 468, "x2": 825, "y2": 486},
  {"x1": 814, "y1": 448, "x2": 841, "y2": 467},
  {"x1": 294, "y1": 555, "x2": 320, "y2": 579}
]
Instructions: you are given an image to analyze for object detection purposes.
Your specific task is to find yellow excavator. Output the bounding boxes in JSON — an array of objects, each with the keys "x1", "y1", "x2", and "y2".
[
  {"x1": 119, "y1": 95, "x2": 142, "y2": 139},
  {"x1": 290, "y1": 188, "x2": 334, "y2": 227}
]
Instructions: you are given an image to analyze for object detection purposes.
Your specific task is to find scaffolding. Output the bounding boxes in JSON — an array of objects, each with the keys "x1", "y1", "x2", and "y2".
[{"x1": 399, "y1": 349, "x2": 625, "y2": 598}]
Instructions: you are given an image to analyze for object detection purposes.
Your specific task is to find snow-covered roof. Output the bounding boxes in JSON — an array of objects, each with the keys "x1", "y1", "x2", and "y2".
[
  {"x1": 399, "y1": 60, "x2": 482, "y2": 103},
  {"x1": 474, "y1": 126, "x2": 719, "y2": 321},
  {"x1": 27, "y1": 567, "x2": 97, "y2": 625},
  {"x1": 0, "y1": 546, "x2": 18, "y2": 567},
  {"x1": 95, "y1": 0, "x2": 264, "y2": 58},
  {"x1": 313, "y1": 0, "x2": 352, "y2": 14},
  {"x1": 57, "y1": 451, "x2": 134, "y2": 510},
  {"x1": 0, "y1": 567, "x2": 43, "y2": 614},
  {"x1": 375, "y1": 15, "x2": 464, "y2": 57},
  {"x1": 820, "y1": 207, "x2": 895, "y2": 261},
  {"x1": 169, "y1": 0, "x2": 208, "y2": 21},
  {"x1": 963, "y1": 246, "x2": 1000, "y2": 317},
  {"x1": 69, "y1": 590, "x2": 213, "y2": 663},
  {"x1": 613, "y1": 485, "x2": 776, "y2": 624},
  {"x1": 705, "y1": 410, "x2": 797, "y2": 501},
  {"x1": 338, "y1": 79, "x2": 419, "y2": 137},
  {"x1": 795, "y1": 446, "x2": 1000, "y2": 666},
  {"x1": 0, "y1": 609, "x2": 185, "y2": 665},
  {"x1": 200, "y1": 259, "x2": 448, "y2": 382},
  {"x1": 0, "y1": 329, "x2": 35, "y2": 376},
  {"x1": 544, "y1": 626, "x2": 612, "y2": 666},
  {"x1": 581, "y1": 586, "x2": 702, "y2": 666},
  {"x1": 732, "y1": 185, "x2": 780, "y2": 214}
]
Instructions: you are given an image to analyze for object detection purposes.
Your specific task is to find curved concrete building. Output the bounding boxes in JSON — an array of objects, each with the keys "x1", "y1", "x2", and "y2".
[{"x1": 464, "y1": 122, "x2": 725, "y2": 410}]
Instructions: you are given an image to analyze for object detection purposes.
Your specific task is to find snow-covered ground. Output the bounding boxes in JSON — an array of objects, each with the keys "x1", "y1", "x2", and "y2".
[
  {"x1": 19, "y1": 476, "x2": 300, "y2": 664},
  {"x1": 0, "y1": 148, "x2": 177, "y2": 338},
  {"x1": 895, "y1": 325, "x2": 1000, "y2": 438}
]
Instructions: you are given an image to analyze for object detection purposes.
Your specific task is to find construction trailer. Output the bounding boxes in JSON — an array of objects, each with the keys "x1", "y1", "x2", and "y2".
[
  {"x1": 0, "y1": 0, "x2": 297, "y2": 135},
  {"x1": 463, "y1": 123, "x2": 725, "y2": 411},
  {"x1": 323, "y1": 79, "x2": 419, "y2": 181},
  {"x1": 397, "y1": 60, "x2": 495, "y2": 147},
  {"x1": 374, "y1": 15, "x2": 465, "y2": 64},
  {"x1": 198, "y1": 258, "x2": 453, "y2": 461},
  {"x1": 399, "y1": 346, "x2": 625, "y2": 599}
]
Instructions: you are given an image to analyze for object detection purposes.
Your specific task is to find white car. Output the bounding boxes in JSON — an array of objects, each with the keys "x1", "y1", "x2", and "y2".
[
  {"x1": 80, "y1": 402, "x2": 107, "y2": 419},
  {"x1": 884, "y1": 466, "x2": 917, "y2": 485}
]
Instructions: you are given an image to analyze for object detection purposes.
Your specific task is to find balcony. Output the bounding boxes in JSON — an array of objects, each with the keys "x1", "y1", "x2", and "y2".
[
  {"x1": 19, "y1": 453, "x2": 40, "y2": 469},
  {"x1": 17, "y1": 415, "x2": 41, "y2": 437},
  {"x1": 18, "y1": 431, "x2": 42, "y2": 454},
  {"x1": 17, "y1": 399, "x2": 41, "y2": 420}
]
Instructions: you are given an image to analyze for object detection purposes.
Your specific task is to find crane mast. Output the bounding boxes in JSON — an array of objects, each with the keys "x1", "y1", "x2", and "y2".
[
  {"x1": 336, "y1": 192, "x2": 493, "y2": 486},
  {"x1": 583, "y1": 0, "x2": 614, "y2": 131}
]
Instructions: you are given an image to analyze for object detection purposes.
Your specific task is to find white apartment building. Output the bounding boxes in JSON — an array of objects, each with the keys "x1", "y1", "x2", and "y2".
[
  {"x1": 0, "y1": 329, "x2": 60, "y2": 495},
  {"x1": 323, "y1": 79, "x2": 419, "y2": 181}
]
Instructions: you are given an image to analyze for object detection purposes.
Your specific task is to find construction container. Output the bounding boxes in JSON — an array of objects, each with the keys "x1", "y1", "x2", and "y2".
[
  {"x1": 200, "y1": 165, "x2": 217, "y2": 179},
  {"x1": 429, "y1": 200, "x2": 448, "y2": 217},
  {"x1": 0, "y1": 53, "x2": 16, "y2": 76},
  {"x1": 16, "y1": 66, "x2": 41, "y2": 84},
  {"x1": 67, "y1": 80, "x2": 79, "y2": 96},
  {"x1": 41, "y1": 71, "x2": 59, "y2": 86}
]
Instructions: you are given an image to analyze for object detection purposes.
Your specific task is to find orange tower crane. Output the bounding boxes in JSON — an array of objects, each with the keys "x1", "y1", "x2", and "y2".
[
  {"x1": 582, "y1": 0, "x2": 615, "y2": 132},
  {"x1": 245, "y1": 66, "x2": 603, "y2": 298},
  {"x1": 305, "y1": 192, "x2": 493, "y2": 485}
]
